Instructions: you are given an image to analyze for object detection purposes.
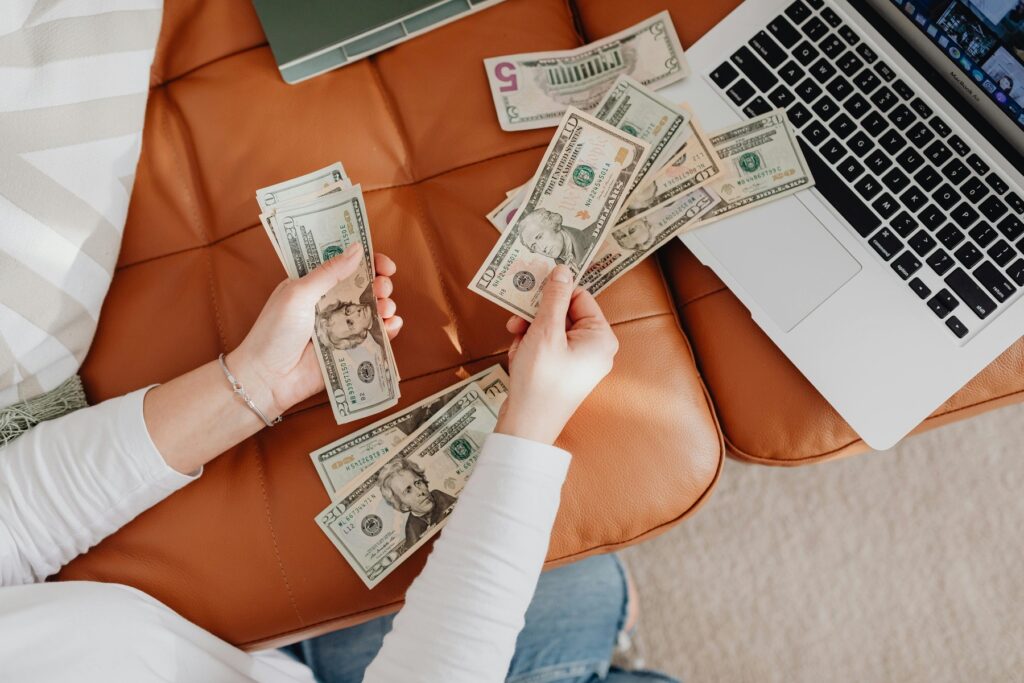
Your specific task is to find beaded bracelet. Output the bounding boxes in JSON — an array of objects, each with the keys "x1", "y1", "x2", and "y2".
[{"x1": 218, "y1": 353, "x2": 282, "y2": 427}]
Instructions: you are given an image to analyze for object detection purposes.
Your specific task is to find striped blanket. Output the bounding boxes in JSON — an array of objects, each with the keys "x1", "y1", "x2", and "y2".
[{"x1": 0, "y1": 1, "x2": 162, "y2": 427}]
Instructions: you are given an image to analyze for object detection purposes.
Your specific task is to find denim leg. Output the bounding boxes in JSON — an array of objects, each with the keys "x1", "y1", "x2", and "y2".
[{"x1": 283, "y1": 612, "x2": 396, "y2": 683}]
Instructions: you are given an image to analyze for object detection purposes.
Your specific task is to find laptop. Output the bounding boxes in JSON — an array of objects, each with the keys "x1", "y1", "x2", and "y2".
[
  {"x1": 253, "y1": 0, "x2": 505, "y2": 84},
  {"x1": 659, "y1": 0, "x2": 1024, "y2": 449}
]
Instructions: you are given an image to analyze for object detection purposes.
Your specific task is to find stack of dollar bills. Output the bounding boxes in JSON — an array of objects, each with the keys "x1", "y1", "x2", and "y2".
[
  {"x1": 256, "y1": 164, "x2": 400, "y2": 424},
  {"x1": 476, "y1": 12, "x2": 816, "y2": 318}
]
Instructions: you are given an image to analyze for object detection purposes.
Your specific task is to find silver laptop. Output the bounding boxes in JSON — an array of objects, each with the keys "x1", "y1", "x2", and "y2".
[{"x1": 659, "y1": 0, "x2": 1024, "y2": 449}]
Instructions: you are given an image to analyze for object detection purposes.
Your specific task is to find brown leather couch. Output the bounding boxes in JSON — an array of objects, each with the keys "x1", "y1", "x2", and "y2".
[{"x1": 57, "y1": 0, "x2": 1023, "y2": 649}]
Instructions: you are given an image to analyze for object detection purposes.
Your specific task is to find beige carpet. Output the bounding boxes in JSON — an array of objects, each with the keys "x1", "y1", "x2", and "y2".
[{"x1": 622, "y1": 402, "x2": 1024, "y2": 682}]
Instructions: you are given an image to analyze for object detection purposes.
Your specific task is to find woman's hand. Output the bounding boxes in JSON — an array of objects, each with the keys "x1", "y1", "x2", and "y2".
[
  {"x1": 496, "y1": 264, "x2": 619, "y2": 445},
  {"x1": 226, "y1": 245, "x2": 402, "y2": 419}
]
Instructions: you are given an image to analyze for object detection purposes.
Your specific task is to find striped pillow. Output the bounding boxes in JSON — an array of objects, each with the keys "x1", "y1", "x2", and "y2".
[{"x1": 0, "y1": 1, "x2": 161, "y2": 410}]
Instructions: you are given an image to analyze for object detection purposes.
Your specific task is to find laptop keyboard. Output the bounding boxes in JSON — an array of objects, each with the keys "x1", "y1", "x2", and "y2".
[{"x1": 706, "y1": 0, "x2": 1024, "y2": 342}]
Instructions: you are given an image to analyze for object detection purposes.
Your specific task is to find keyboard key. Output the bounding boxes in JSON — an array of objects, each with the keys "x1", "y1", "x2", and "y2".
[
  {"x1": 821, "y1": 34, "x2": 845, "y2": 59},
  {"x1": 826, "y1": 76, "x2": 853, "y2": 101},
  {"x1": 874, "y1": 62, "x2": 896, "y2": 82},
  {"x1": 853, "y1": 68, "x2": 881, "y2": 93},
  {"x1": 859, "y1": 156, "x2": 889, "y2": 182},
  {"x1": 844, "y1": 93, "x2": 870, "y2": 118},
  {"x1": 942, "y1": 159, "x2": 970, "y2": 185},
  {"x1": 897, "y1": 148, "x2": 924, "y2": 173},
  {"x1": 812, "y1": 95, "x2": 840, "y2": 121},
  {"x1": 855, "y1": 43, "x2": 877, "y2": 63},
  {"x1": 795, "y1": 78, "x2": 823, "y2": 102},
  {"x1": 743, "y1": 96, "x2": 773, "y2": 117},
  {"x1": 726, "y1": 79, "x2": 756, "y2": 105},
  {"x1": 950, "y1": 202, "x2": 980, "y2": 229},
  {"x1": 892, "y1": 211, "x2": 918, "y2": 237},
  {"x1": 799, "y1": 140, "x2": 880, "y2": 238},
  {"x1": 793, "y1": 40, "x2": 820, "y2": 65},
  {"x1": 979, "y1": 196, "x2": 1008, "y2": 222},
  {"x1": 909, "y1": 229, "x2": 937, "y2": 256},
  {"x1": 750, "y1": 31, "x2": 787, "y2": 68},
  {"x1": 907, "y1": 122, "x2": 934, "y2": 147},
  {"x1": 779, "y1": 60, "x2": 806, "y2": 85},
  {"x1": 966, "y1": 153, "x2": 989, "y2": 175},
  {"x1": 891, "y1": 250, "x2": 921, "y2": 279},
  {"x1": 1007, "y1": 259, "x2": 1024, "y2": 286},
  {"x1": 900, "y1": 186, "x2": 927, "y2": 212},
  {"x1": 968, "y1": 223, "x2": 998, "y2": 248},
  {"x1": 888, "y1": 104, "x2": 915, "y2": 130},
  {"x1": 954, "y1": 242, "x2": 983, "y2": 268},
  {"x1": 931, "y1": 184, "x2": 960, "y2": 211},
  {"x1": 731, "y1": 46, "x2": 778, "y2": 91},
  {"x1": 882, "y1": 168, "x2": 910, "y2": 192},
  {"x1": 909, "y1": 276, "x2": 931, "y2": 299},
  {"x1": 848, "y1": 131, "x2": 874, "y2": 157},
  {"x1": 839, "y1": 24, "x2": 859, "y2": 45},
  {"x1": 878, "y1": 129, "x2": 906, "y2": 154},
  {"x1": 961, "y1": 177, "x2": 989, "y2": 204},
  {"x1": 945, "y1": 316, "x2": 969, "y2": 339},
  {"x1": 787, "y1": 102, "x2": 812, "y2": 127},
  {"x1": 870, "y1": 86, "x2": 898, "y2": 112},
  {"x1": 785, "y1": 0, "x2": 812, "y2": 24},
  {"x1": 829, "y1": 113, "x2": 856, "y2": 139},
  {"x1": 936, "y1": 223, "x2": 964, "y2": 249},
  {"x1": 947, "y1": 134, "x2": 970, "y2": 156},
  {"x1": 768, "y1": 15, "x2": 802, "y2": 48},
  {"x1": 892, "y1": 78, "x2": 914, "y2": 99},
  {"x1": 919, "y1": 205, "x2": 945, "y2": 231},
  {"x1": 821, "y1": 137, "x2": 846, "y2": 164},
  {"x1": 987, "y1": 239, "x2": 1016, "y2": 267},
  {"x1": 804, "y1": 120, "x2": 829, "y2": 146},
  {"x1": 1006, "y1": 191, "x2": 1024, "y2": 214},
  {"x1": 997, "y1": 214, "x2": 1024, "y2": 240},
  {"x1": 974, "y1": 261, "x2": 1016, "y2": 302},
  {"x1": 872, "y1": 193, "x2": 899, "y2": 218},
  {"x1": 929, "y1": 117, "x2": 952, "y2": 137},
  {"x1": 810, "y1": 57, "x2": 837, "y2": 82},
  {"x1": 861, "y1": 111, "x2": 888, "y2": 136},
  {"x1": 837, "y1": 156, "x2": 865, "y2": 181},
  {"x1": 924, "y1": 140, "x2": 952, "y2": 166},
  {"x1": 806, "y1": 0, "x2": 823, "y2": 8},
  {"x1": 909, "y1": 97, "x2": 932, "y2": 119},
  {"x1": 821, "y1": 7, "x2": 842, "y2": 26},
  {"x1": 711, "y1": 62, "x2": 740, "y2": 89},
  {"x1": 927, "y1": 249, "x2": 954, "y2": 275},
  {"x1": 837, "y1": 51, "x2": 864, "y2": 76},
  {"x1": 869, "y1": 227, "x2": 902, "y2": 260},
  {"x1": 802, "y1": 17, "x2": 828, "y2": 41},
  {"x1": 986, "y1": 173, "x2": 1009, "y2": 195},
  {"x1": 927, "y1": 290, "x2": 956, "y2": 318},
  {"x1": 914, "y1": 166, "x2": 942, "y2": 192}
]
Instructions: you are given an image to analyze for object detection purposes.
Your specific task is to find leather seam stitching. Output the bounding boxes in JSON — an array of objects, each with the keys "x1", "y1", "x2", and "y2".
[{"x1": 678, "y1": 285, "x2": 728, "y2": 308}]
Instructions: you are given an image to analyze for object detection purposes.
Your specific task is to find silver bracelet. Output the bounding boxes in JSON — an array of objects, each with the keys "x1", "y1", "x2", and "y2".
[{"x1": 218, "y1": 353, "x2": 282, "y2": 427}]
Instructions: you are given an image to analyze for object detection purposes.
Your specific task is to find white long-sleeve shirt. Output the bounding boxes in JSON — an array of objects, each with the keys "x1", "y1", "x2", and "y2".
[{"x1": 0, "y1": 388, "x2": 571, "y2": 682}]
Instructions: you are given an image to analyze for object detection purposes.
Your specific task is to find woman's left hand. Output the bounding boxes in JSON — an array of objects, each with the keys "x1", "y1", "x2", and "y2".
[{"x1": 227, "y1": 245, "x2": 402, "y2": 419}]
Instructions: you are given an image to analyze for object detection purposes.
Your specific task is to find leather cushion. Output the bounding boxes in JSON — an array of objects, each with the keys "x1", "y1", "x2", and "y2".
[{"x1": 59, "y1": 0, "x2": 724, "y2": 648}]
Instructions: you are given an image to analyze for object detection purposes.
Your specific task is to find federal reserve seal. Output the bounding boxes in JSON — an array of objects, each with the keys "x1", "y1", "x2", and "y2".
[
  {"x1": 449, "y1": 438, "x2": 473, "y2": 461},
  {"x1": 513, "y1": 271, "x2": 536, "y2": 292},
  {"x1": 322, "y1": 245, "x2": 344, "y2": 261},
  {"x1": 738, "y1": 152, "x2": 762, "y2": 174},
  {"x1": 572, "y1": 164, "x2": 595, "y2": 187},
  {"x1": 361, "y1": 514, "x2": 383, "y2": 536},
  {"x1": 357, "y1": 361, "x2": 375, "y2": 383}
]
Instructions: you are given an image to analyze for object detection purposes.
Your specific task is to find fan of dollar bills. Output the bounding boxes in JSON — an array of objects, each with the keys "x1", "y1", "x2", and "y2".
[{"x1": 252, "y1": 10, "x2": 814, "y2": 590}]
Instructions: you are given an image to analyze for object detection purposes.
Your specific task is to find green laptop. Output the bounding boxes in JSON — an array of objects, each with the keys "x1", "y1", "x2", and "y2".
[{"x1": 252, "y1": 0, "x2": 506, "y2": 84}]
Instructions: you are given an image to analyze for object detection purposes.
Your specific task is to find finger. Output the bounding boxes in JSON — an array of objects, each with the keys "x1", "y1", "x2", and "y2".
[
  {"x1": 384, "y1": 315, "x2": 403, "y2": 340},
  {"x1": 567, "y1": 287, "x2": 608, "y2": 328},
  {"x1": 532, "y1": 265, "x2": 574, "y2": 335},
  {"x1": 298, "y1": 243, "x2": 363, "y2": 298},
  {"x1": 374, "y1": 252, "x2": 397, "y2": 277},
  {"x1": 373, "y1": 275, "x2": 393, "y2": 299},
  {"x1": 506, "y1": 315, "x2": 529, "y2": 336},
  {"x1": 377, "y1": 297, "x2": 397, "y2": 318},
  {"x1": 508, "y1": 334, "x2": 523, "y2": 361}
]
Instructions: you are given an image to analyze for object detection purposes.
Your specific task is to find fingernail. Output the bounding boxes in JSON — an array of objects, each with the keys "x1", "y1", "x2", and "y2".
[{"x1": 551, "y1": 265, "x2": 571, "y2": 283}]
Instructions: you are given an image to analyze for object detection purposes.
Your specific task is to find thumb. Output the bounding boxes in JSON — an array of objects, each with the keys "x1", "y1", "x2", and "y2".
[
  {"x1": 298, "y1": 243, "x2": 364, "y2": 298},
  {"x1": 532, "y1": 264, "x2": 573, "y2": 332}
]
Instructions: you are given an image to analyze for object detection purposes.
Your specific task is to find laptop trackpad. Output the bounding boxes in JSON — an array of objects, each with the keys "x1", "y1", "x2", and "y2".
[{"x1": 694, "y1": 197, "x2": 861, "y2": 332}]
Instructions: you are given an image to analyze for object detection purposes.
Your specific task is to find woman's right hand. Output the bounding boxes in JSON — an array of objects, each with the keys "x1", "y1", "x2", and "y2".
[{"x1": 496, "y1": 264, "x2": 619, "y2": 445}]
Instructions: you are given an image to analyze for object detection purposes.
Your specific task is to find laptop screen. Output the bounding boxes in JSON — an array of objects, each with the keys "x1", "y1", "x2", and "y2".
[{"x1": 875, "y1": 1, "x2": 1024, "y2": 146}]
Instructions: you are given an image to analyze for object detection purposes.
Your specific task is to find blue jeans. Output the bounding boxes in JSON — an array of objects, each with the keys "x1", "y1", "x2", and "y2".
[{"x1": 283, "y1": 554, "x2": 678, "y2": 683}]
